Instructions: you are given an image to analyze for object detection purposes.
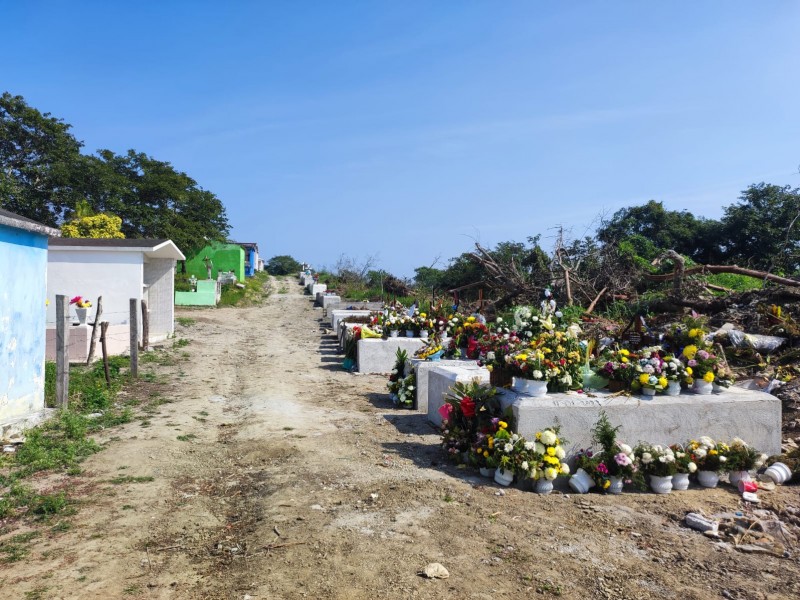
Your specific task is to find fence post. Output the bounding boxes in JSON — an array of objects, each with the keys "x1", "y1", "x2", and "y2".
[
  {"x1": 55, "y1": 294, "x2": 70, "y2": 408},
  {"x1": 86, "y1": 295, "x2": 103, "y2": 365},
  {"x1": 100, "y1": 321, "x2": 111, "y2": 387},
  {"x1": 140, "y1": 299, "x2": 149, "y2": 351},
  {"x1": 129, "y1": 298, "x2": 139, "y2": 378}
]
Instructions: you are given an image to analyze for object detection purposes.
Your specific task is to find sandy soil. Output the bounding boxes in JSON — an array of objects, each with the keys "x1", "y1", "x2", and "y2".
[{"x1": 3, "y1": 277, "x2": 800, "y2": 599}]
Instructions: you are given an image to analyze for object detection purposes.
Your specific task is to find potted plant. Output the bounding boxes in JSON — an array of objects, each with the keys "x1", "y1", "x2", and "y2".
[
  {"x1": 681, "y1": 345, "x2": 721, "y2": 394},
  {"x1": 438, "y1": 380, "x2": 504, "y2": 466},
  {"x1": 570, "y1": 413, "x2": 638, "y2": 494},
  {"x1": 595, "y1": 348, "x2": 638, "y2": 392},
  {"x1": 396, "y1": 372, "x2": 416, "y2": 408},
  {"x1": 489, "y1": 426, "x2": 531, "y2": 487},
  {"x1": 669, "y1": 444, "x2": 698, "y2": 490},
  {"x1": 505, "y1": 347, "x2": 549, "y2": 397},
  {"x1": 529, "y1": 427, "x2": 570, "y2": 494},
  {"x1": 633, "y1": 350, "x2": 668, "y2": 397},
  {"x1": 382, "y1": 311, "x2": 402, "y2": 338},
  {"x1": 725, "y1": 438, "x2": 767, "y2": 487},
  {"x1": 635, "y1": 443, "x2": 677, "y2": 494},
  {"x1": 687, "y1": 436, "x2": 730, "y2": 487},
  {"x1": 387, "y1": 348, "x2": 409, "y2": 401},
  {"x1": 661, "y1": 355, "x2": 688, "y2": 396},
  {"x1": 70, "y1": 295, "x2": 92, "y2": 325}
]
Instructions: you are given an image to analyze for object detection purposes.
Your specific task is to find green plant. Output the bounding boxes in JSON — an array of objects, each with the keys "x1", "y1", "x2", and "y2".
[
  {"x1": 109, "y1": 475, "x2": 154, "y2": 485},
  {"x1": 176, "y1": 317, "x2": 196, "y2": 327}
]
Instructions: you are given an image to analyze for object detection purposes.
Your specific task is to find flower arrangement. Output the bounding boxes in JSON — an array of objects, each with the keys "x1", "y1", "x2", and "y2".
[
  {"x1": 725, "y1": 438, "x2": 767, "y2": 472},
  {"x1": 70, "y1": 295, "x2": 92, "y2": 309},
  {"x1": 687, "y1": 436, "x2": 730, "y2": 472},
  {"x1": 415, "y1": 338, "x2": 444, "y2": 360},
  {"x1": 681, "y1": 345, "x2": 721, "y2": 384},
  {"x1": 529, "y1": 428, "x2": 570, "y2": 481},
  {"x1": 575, "y1": 412, "x2": 639, "y2": 491},
  {"x1": 669, "y1": 444, "x2": 698, "y2": 475},
  {"x1": 538, "y1": 331, "x2": 583, "y2": 392},
  {"x1": 438, "y1": 379, "x2": 504, "y2": 463},
  {"x1": 489, "y1": 426, "x2": 532, "y2": 478},
  {"x1": 633, "y1": 350, "x2": 669, "y2": 393},
  {"x1": 634, "y1": 443, "x2": 677, "y2": 477},
  {"x1": 387, "y1": 348, "x2": 409, "y2": 397},
  {"x1": 396, "y1": 372, "x2": 416, "y2": 407},
  {"x1": 511, "y1": 305, "x2": 556, "y2": 340},
  {"x1": 661, "y1": 355, "x2": 688, "y2": 382}
]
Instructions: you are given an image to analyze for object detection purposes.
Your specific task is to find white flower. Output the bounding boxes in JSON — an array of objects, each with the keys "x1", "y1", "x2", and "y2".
[
  {"x1": 524, "y1": 441, "x2": 535, "y2": 451},
  {"x1": 695, "y1": 448, "x2": 707, "y2": 459},
  {"x1": 658, "y1": 455, "x2": 667, "y2": 463},
  {"x1": 533, "y1": 370, "x2": 543, "y2": 380},
  {"x1": 535, "y1": 442, "x2": 546, "y2": 455},
  {"x1": 688, "y1": 462, "x2": 697, "y2": 473},
  {"x1": 560, "y1": 463, "x2": 570, "y2": 475},
  {"x1": 561, "y1": 373, "x2": 573, "y2": 385},
  {"x1": 555, "y1": 446, "x2": 565, "y2": 460},
  {"x1": 618, "y1": 443, "x2": 632, "y2": 455},
  {"x1": 496, "y1": 317, "x2": 503, "y2": 323},
  {"x1": 486, "y1": 351, "x2": 496, "y2": 361},
  {"x1": 641, "y1": 452, "x2": 653, "y2": 464},
  {"x1": 504, "y1": 443, "x2": 513, "y2": 453},
  {"x1": 525, "y1": 331, "x2": 533, "y2": 338},
  {"x1": 540, "y1": 430, "x2": 557, "y2": 445},
  {"x1": 643, "y1": 365, "x2": 655, "y2": 374},
  {"x1": 511, "y1": 433, "x2": 520, "y2": 442},
  {"x1": 521, "y1": 461, "x2": 529, "y2": 471},
  {"x1": 699, "y1": 436, "x2": 715, "y2": 447},
  {"x1": 719, "y1": 456, "x2": 727, "y2": 463},
  {"x1": 555, "y1": 310, "x2": 563, "y2": 318}
]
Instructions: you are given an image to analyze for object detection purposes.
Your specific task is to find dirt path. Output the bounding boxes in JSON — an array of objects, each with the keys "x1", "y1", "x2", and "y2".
[{"x1": 4, "y1": 277, "x2": 800, "y2": 599}]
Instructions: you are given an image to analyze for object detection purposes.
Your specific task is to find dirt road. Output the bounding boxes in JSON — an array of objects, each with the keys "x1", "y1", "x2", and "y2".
[{"x1": 4, "y1": 278, "x2": 800, "y2": 599}]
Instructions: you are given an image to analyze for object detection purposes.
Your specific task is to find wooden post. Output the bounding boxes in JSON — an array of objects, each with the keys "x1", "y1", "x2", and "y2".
[
  {"x1": 140, "y1": 299, "x2": 149, "y2": 351},
  {"x1": 86, "y1": 296, "x2": 103, "y2": 365},
  {"x1": 129, "y1": 298, "x2": 139, "y2": 378},
  {"x1": 55, "y1": 294, "x2": 70, "y2": 408},
  {"x1": 100, "y1": 321, "x2": 111, "y2": 387}
]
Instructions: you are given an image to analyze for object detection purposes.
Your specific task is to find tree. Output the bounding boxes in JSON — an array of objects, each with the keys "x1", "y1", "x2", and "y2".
[
  {"x1": 0, "y1": 92, "x2": 84, "y2": 224},
  {"x1": 265, "y1": 255, "x2": 302, "y2": 275},
  {"x1": 61, "y1": 213, "x2": 125, "y2": 238},
  {"x1": 720, "y1": 183, "x2": 800, "y2": 274},
  {"x1": 597, "y1": 200, "x2": 720, "y2": 263}
]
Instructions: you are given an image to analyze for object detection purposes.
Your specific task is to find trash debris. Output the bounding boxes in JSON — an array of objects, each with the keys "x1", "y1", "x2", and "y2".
[
  {"x1": 724, "y1": 330, "x2": 786, "y2": 353},
  {"x1": 2, "y1": 444, "x2": 16, "y2": 454},
  {"x1": 420, "y1": 563, "x2": 449, "y2": 579},
  {"x1": 742, "y1": 491, "x2": 760, "y2": 503},
  {"x1": 685, "y1": 512, "x2": 719, "y2": 534}
]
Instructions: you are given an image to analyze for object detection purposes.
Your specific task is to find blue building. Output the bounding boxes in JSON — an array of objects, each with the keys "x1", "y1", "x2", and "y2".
[
  {"x1": 235, "y1": 242, "x2": 260, "y2": 278},
  {"x1": 0, "y1": 208, "x2": 60, "y2": 440}
]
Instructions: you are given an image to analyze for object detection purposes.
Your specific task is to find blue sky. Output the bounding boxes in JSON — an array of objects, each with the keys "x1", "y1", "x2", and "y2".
[{"x1": 2, "y1": 1, "x2": 799, "y2": 276}]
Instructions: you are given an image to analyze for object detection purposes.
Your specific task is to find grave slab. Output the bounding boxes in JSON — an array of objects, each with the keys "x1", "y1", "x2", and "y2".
[
  {"x1": 426, "y1": 365, "x2": 491, "y2": 426},
  {"x1": 320, "y1": 294, "x2": 341, "y2": 309},
  {"x1": 357, "y1": 338, "x2": 426, "y2": 374},
  {"x1": 411, "y1": 359, "x2": 486, "y2": 414},
  {"x1": 307, "y1": 283, "x2": 327, "y2": 297},
  {"x1": 331, "y1": 310, "x2": 373, "y2": 332},
  {"x1": 494, "y1": 386, "x2": 781, "y2": 457}
]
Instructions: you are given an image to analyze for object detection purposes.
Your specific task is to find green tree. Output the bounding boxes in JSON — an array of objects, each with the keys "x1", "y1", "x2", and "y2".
[
  {"x1": 61, "y1": 213, "x2": 125, "y2": 238},
  {"x1": 0, "y1": 92, "x2": 84, "y2": 224},
  {"x1": 597, "y1": 200, "x2": 720, "y2": 263},
  {"x1": 720, "y1": 183, "x2": 800, "y2": 274},
  {"x1": 265, "y1": 255, "x2": 302, "y2": 276}
]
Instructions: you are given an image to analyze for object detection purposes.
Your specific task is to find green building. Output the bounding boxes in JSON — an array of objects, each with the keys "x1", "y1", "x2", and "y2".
[{"x1": 185, "y1": 242, "x2": 245, "y2": 282}]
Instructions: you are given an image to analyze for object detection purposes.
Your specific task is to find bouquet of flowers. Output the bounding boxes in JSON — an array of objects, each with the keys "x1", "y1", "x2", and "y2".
[
  {"x1": 489, "y1": 426, "x2": 533, "y2": 479},
  {"x1": 415, "y1": 339, "x2": 444, "y2": 360},
  {"x1": 634, "y1": 350, "x2": 669, "y2": 393},
  {"x1": 575, "y1": 412, "x2": 640, "y2": 491},
  {"x1": 70, "y1": 295, "x2": 92, "y2": 308},
  {"x1": 438, "y1": 379, "x2": 504, "y2": 463},
  {"x1": 634, "y1": 443, "x2": 677, "y2": 477},
  {"x1": 594, "y1": 348, "x2": 639, "y2": 390},
  {"x1": 387, "y1": 348, "x2": 409, "y2": 397},
  {"x1": 396, "y1": 372, "x2": 416, "y2": 407},
  {"x1": 511, "y1": 305, "x2": 556, "y2": 340},
  {"x1": 681, "y1": 345, "x2": 721, "y2": 384},
  {"x1": 669, "y1": 444, "x2": 698, "y2": 475},
  {"x1": 529, "y1": 427, "x2": 570, "y2": 481},
  {"x1": 662, "y1": 355, "x2": 688, "y2": 382},
  {"x1": 725, "y1": 438, "x2": 767, "y2": 472},
  {"x1": 538, "y1": 331, "x2": 583, "y2": 392},
  {"x1": 687, "y1": 436, "x2": 730, "y2": 472}
]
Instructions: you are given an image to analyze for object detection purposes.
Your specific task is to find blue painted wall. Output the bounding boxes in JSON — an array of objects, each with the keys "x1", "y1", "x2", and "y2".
[
  {"x1": 0, "y1": 224, "x2": 48, "y2": 422},
  {"x1": 246, "y1": 248, "x2": 257, "y2": 277}
]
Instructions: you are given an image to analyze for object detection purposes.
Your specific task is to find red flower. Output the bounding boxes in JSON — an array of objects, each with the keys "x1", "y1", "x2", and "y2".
[
  {"x1": 69, "y1": 296, "x2": 82, "y2": 305},
  {"x1": 460, "y1": 396, "x2": 476, "y2": 418},
  {"x1": 559, "y1": 358, "x2": 566, "y2": 366}
]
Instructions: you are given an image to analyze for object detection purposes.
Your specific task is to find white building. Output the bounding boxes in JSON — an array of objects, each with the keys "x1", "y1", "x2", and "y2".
[{"x1": 46, "y1": 238, "x2": 185, "y2": 360}]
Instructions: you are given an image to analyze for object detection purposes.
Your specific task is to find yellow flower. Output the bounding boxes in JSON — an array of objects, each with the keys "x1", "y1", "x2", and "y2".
[
  {"x1": 498, "y1": 421, "x2": 508, "y2": 430},
  {"x1": 686, "y1": 377, "x2": 694, "y2": 385},
  {"x1": 420, "y1": 312, "x2": 427, "y2": 318},
  {"x1": 546, "y1": 447, "x2": 556, "y2": 456},
  {"x1": 709, "y1": 449, "x2": 717, "y2": 455},
  {"x1": 658, "y1": 377, "x2": 668, "y2": 388},
  {"x1": 483, "y1": 451, "x2": 489, "y2": 458},
  {"x1": 535, "y1": 432, "x2": 541, "y2": 439},
  {"x1": 516, "y1": 354, "x2": 528, "y2": 362},
  {"x1": 639, "y1": 373, "x2": 651, "y2": 385},
  {"x1": 683, "y1": 345, "x2": 698, "y2": 360},
  {"x1": 685, "y1": 367, "x2": 693, "y2": 375},
  {"x1": 621, "y1": 357, "x2": 628, "y2": 363},
  {"x1": 619, "y1": 349, "x2": 629, "y2": 356},
  {"x1": 688, "y1": 328, "x2": 703, "y2": 338},
  {"x1": 603, "y1": 480, "x2": 611, "y2": 489},
  {"x1": 703, "y1": 371, "x2": 715, "y2": 383},
  {"x1": 467, "y1": 316, "x2": 476, "y2": 323},
  {"x1": 486, "y1": 365, "x2": 494, "y2": 372}
]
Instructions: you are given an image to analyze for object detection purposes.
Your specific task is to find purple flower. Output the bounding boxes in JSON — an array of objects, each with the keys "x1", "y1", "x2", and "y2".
[
  {"x1": 688, "y1": 359, "x2": 697, "y2": 367},
  {"x1": 697, "y1": 350, "x2": 709, "y2": 360},
  {"x1": 597, "y1": 463, "x2": 609, "y2": 474},
  {"x1": 614, "y1": 452, "x2": 632, "y2": 467}
]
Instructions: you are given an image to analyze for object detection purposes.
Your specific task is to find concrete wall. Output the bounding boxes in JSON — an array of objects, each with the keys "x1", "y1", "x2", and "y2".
[
  {"x1": 185, "y1": 242, "x2": 245, "y2": 282},
  {"x1": 175, "y1": 280, "x2": 219, "y2": 306},
  {"x1": 357, "y1": 338, "x2": 426, "y2": 374},
  {"x1": 0, "y1": 224, "x2": 48, "y2": 424},
  {"x1": 45, "y1": 324, "x2": 129, "y2": 362},
  {"x1": 426, "y1": 365, "x2": 491, "y2": 426},
  {"x1": 47, "y1": 249, "x2": 143, "y2": 329},
  {"x1": 411, "y1": 359, "x2": 486, "y2": 414},
  {"x1": 143, "y1": 257, "x2": 176, "y2": 341}
]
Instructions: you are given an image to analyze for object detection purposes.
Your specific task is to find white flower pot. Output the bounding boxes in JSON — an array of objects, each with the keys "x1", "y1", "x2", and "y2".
[
  {"x1": 763, "y1": 462, "x2": 792, "y2": 485},
  {"x1": 712, "y1": 383, "x2": 726, "y2": 393},
  {"x1": 534, "y1": 478, "x2": 554, "y2": 495},
  {"x1": 511, "y1": 378, "x2": 548, "y2": 397},
  {"x1": 693, "y1": 380, "x2": 713, "y2": 395},
  {"x1": 641, "y1": 387, "x2": 656, "y2": 397},
  {"x1": 479, "y1": 467, "x2": 495, "y2": 478},
  {"x1": 608, "y1": 476, "x2": 624, "y2": 495},
  {"x1": 672, "y1": 472, "x2": 691, "y2": 491},
  {"x1": 420, "y1": 330, "x2": 429, "y2": 339},
  {"x1": 697, "y1": 470, "x2": 720, "y2": 488},
  {"x1": 728, "y1": 470, "x2": 752, "y2": 487},
  {"x1": 405, "y1": 330, "x2": 415, "y2": 338},
  {"x1": 494, "y1": 468, "x2": 514, "y2": 487},
  {"x1": 389, "y1": 330, "x2": 399, "y2": 338},
  {"x1": 569, "y1": 468, "x2": 595, "y2": 494},
  {"x1": 649, "y1": 474, "x2": 673, "y2": 494},
  {"x1": 75, "y1": 307, "x2": 88, "y2": 325},
  {"x1": 665, "y1": 381, "x2": 682, "y2": 396}
]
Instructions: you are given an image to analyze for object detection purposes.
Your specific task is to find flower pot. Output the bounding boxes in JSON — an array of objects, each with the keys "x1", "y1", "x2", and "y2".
[
  {"x1": 641, "y1": 387, "x2": 656, "y2": 397},
  {"x1": 608, "y1": 476, "x2": 624, "y2": 495},
  {"x1": 420, "y1": 330, "x2": 429, "y2": 339},
  {"x1": 389, "y1": 330, "x2": 399, "y2": 338},
  {"x1": 405, "y1": 330, "x2": 415, "y2": 338},
  {"x1": 672, "y1": 472, "x2": 691, "y2": 491},
  {"x1": 569, "y1": 468, "x2": 595, "y2": 494},
  {"x1": 697, "y1": 470, "x2": 720, "y2": 488},
  {"x1": 607, "y1": 380, "x2": 627, "y2": 393},
  {"x1": 762, "y1": 462, "x2": 792, "y2": 485},
  {"x1": 712, "y1": 383, "x2": 726, "y2": 393},
  {"x1": 665, "y1": 381, "x2": 682, "y2": 396},
  {"x1": 693, "y1": 380, "x2": 713, "y2": 395},
  {"x1": 427, "y1": 350, "x2": 443, "y2": 362},
  {"x1": 75, "y1": 307, "x2": 88, "y2": 325},
  {"x1": 728, "y1": 470, "x2": 752, "y2": 487},
  {"x1": 512, "y1": 378, "x2": 548, "y2": 397},
  {"x1": 649, "y1": 474, "x2": 673, "y2": 494},
  {"x1": 534, "y1": 478, "x2": 554, "y2": 495},
  {"x1": 479, "y1": 467, "x2": 495, "y2": 478},
  {"x1": 494, "y1": 468, "x2": 514, "y2": 487}
]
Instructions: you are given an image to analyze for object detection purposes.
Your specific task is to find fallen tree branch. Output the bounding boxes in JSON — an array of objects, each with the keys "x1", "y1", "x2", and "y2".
[
  {"x1": 584, "y1": 286, "x2": 608, "y2": 315},
  {"x1": 645, "y1": 264, "x2": 800, "y2": 287}
]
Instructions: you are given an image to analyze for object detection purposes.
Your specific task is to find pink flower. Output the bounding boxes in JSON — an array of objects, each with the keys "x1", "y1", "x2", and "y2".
[
  {"x1": 597, "y1": 463, "x2": 609, "y2": 475},
  {"x1": 614, "y1": 452, "x2": 632, "y2": 467},
  {"x1": 438, "y1": 403, "x2": 454, "y2": 421}
]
